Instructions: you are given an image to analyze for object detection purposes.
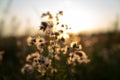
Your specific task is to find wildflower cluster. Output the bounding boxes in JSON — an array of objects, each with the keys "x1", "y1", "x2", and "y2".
[{"x1": 21, "y1": 11, "x2": 90, "y2": 76}]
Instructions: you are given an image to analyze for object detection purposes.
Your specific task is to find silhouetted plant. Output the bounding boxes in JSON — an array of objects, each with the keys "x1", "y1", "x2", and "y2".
[{"x1": 21, "y1": 11, "x2": 90, "y2": 78}]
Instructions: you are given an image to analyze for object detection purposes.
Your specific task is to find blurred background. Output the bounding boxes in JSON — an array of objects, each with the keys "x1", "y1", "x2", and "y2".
[{"x1": 0, "y1": 0, "x2": 120, "y2": 80}]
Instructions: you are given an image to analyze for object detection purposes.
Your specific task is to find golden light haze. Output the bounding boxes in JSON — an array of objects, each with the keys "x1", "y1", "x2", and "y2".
[{"x1": 0, "y1": 0, "x2": 120, "y2": 36}]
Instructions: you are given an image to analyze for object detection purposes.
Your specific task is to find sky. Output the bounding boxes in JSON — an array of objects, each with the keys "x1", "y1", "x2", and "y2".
[{"x1": 0, "y1": 0, "x2": 120, "y2": 36}]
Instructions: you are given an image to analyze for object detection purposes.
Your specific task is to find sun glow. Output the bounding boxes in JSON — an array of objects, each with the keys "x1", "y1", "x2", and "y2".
[
  {"x1": 60, "y1": 10, "x2": 97, "y2": 33},
  {"x1": 31, "y1": 1, "x2": 99, "y2": 35},
  {"x1": 33, "y1": 9, "x2": 98, "y2": 35},
  {"x1": 56, "y1": 0, "x2": 98, "y2": 34}
]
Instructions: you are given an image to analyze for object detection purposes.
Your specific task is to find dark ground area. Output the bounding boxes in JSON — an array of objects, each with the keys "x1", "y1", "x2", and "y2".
[{"x1": 0, "y1": 31, "x2": 120, "y2": 80}]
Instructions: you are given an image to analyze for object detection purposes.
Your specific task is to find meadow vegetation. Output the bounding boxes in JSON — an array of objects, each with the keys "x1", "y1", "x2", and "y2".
[{"x1": 0, "y1": 11, "x2": 120, "y2": 80}]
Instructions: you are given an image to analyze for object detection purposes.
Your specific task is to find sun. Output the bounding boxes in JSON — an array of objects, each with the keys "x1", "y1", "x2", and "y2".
[
  {"x1": 59, "y1": 10, "x2": 97, "y2": 34},
  {"x1": 58, "y1": 0, "x2": 98, "y2": 34}
]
